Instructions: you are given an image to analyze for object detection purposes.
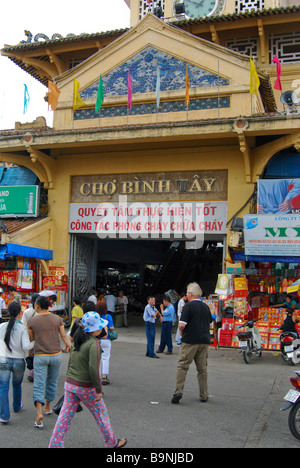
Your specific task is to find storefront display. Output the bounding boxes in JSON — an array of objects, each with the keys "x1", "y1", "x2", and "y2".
[
  {"x1": 215, "y1": 264, "x2": 300, "y2": 350},
  {"x1": 0, "y1": 254, "x2": 67, "y2": 320}
]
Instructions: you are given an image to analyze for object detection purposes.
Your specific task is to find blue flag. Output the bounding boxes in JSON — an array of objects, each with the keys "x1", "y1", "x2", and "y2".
[{"x1": 23, "y1": 84, "x2": 30, "y2": 114}]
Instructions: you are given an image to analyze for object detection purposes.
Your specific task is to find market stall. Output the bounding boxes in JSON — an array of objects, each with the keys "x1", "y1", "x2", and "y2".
[
  {"x1": 0, "y1": 243, "x2": 58, "y2": 321},
  {"x1": 213, "y1": 270, "x2": 300, "y2": 350}
]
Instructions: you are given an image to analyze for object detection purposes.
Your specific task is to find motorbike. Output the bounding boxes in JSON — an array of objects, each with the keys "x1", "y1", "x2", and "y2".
[
  {"x1": 236, "y1": 318, "x2": 262, "y2": 364},
  {"x1": 279, "y1": 331, "x2": 300, "y2": 366},
  {"x1": 281, "y1": 370, "x2": 300, "y2": 440}
]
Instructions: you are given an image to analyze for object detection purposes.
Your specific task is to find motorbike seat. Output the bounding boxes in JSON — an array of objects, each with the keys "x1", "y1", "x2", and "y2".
[{"x1": 237, "y1": 331, "x2": 252, "y2": 339}]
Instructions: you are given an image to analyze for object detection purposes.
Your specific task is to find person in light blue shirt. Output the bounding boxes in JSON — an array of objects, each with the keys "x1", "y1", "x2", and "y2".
[
  {"x1": 156, "y1": 295, "x2": 175, "y2": 355},
  {"x1": 104, "y1": 292, "x2": 117, "y2": 320},
  {"x1": 143, "y1": 296, "x2": 160, "y2": 359}
]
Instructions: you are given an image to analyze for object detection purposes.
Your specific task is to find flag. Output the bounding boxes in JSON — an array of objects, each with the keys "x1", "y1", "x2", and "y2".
[
  {"x1": 271, "y1": 55, "x2": 282, "y2": 91},
  {"x1": 73, "y1": 78, "x2": 86, "y2": 110},
  {"x1": 128, "y1": 70, "x2": 132, "y2": 110},
  {"x1": 156, "y1": 67, "x2": 160, "y2": 109},
  {"x1": 185, "y1": 63, "x2": 190, "y2": 107},
  {"x1": 48, "y1": 80, "x2": 60, "y2": 111},
  {"x1": 95, "y1": 75, "x2": 104, "y2": 113},
  {"x1": 249, "y1": 58, "x2": 260, "y2": 95},
  {"x1": 23, "y1": 84, "x2": 30, "y2": 114}
]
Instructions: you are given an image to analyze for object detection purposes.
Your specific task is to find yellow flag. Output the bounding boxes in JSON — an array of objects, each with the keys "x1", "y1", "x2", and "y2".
[
  {"x1": 185, "y1": 63, "x2": 190, "y2": 107},
  {"x1": 73, "y1": 78, "x2": 86, "y2": 110},
  {"x1": 250, "y1": 58, "x2": 260, "y2": 95},
  {"x1": 48, "y1": 80, "x2": 60, "y2": 111}
]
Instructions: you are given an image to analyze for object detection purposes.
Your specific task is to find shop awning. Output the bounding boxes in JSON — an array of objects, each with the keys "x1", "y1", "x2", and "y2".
[
  {"x1": 0, "y1": 243, "x2": 53, "y2": 260},
  {"x1": 232, "y1": 251, "x2": 300, "y2": 264}
]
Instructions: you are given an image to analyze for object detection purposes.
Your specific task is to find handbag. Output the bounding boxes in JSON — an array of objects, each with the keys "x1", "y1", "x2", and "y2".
[
  {"x1": 25, "y1": 356, "x2": 34, "y2": 370},
  {"x1": 53, "y1": 395, "x2": 83, "y2": 415},
  {"x1": 108, "y1": 328, "x2": 118, "y2": 341}
]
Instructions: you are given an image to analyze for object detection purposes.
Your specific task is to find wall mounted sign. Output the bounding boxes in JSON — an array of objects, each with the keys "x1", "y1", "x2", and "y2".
[
  {"x1": 69, "y1": 200, "x2": 227, "y2": 239},
  {"x1": 0, "y1": 186, "x2": 39, "y2": 217},
  {"x1": 71, "y1": 170, "x2": 228, "y2": 203},
  {"x1": 244, "y1": 213, "x2": 300, "y2": 256}
]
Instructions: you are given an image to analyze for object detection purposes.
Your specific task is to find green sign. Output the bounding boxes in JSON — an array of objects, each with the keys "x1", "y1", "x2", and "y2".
[{"x1": 0, "y1": 186, "x2": 39, "y2": 217}]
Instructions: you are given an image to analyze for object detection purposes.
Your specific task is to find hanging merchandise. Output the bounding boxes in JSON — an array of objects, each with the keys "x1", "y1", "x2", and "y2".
[
  {"x1": 234, "y1": 277, "x2": 248, "y2": 298},
  {"x1": 234, "y1": 297, "x2": 248, "y2": 318},
  {"x1": 215, "y1": 274, "x2": 232, "y2": 295}
]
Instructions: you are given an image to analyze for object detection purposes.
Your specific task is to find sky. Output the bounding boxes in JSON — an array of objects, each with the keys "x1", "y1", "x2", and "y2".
[{"x1": 0, "y1": 0, "x2": 130, "y2": 130}]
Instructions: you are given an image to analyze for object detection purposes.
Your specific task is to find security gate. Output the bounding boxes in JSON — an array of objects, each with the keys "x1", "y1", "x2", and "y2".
[{"x1": 68, "y1": 234, "x2": 96, "y2": 310}]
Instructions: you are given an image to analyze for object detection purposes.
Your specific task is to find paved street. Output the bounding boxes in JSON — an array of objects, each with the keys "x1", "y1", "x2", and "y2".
[{"x1": 0, "y1": 320, "x2": 299, "y2": 450}]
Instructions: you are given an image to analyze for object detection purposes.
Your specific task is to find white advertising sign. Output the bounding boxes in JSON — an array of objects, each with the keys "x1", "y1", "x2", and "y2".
[
  {"x1": 244, "y1": 214, "x2": 300, "y2": 256},
  {"x1": 69, "y1": 199, "x2": 227, "y2": 240}
]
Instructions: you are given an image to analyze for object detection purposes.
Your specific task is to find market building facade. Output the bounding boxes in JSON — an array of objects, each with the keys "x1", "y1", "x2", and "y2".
[{"x1": 0, "y1": 1, "x2": 299, "y2": 336}]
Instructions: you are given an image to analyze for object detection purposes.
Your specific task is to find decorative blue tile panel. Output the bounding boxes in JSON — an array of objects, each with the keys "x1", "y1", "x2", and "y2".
[
  {"x1": 74, "y1": 97, "x2": 230, "y2": 120},
  {"x1": 80, "y1": 46, "x2": 229, "y2": 100}
]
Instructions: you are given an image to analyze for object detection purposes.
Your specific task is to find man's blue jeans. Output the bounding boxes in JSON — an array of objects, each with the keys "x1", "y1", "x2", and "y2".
[
  {"x1": 145, "y1": 322, "x2": 156, "y2": 357},
  {"x1": 0, "y1": 357, "x2": 25, "y2": 421},
  {"x1": 33, "y1": 354, "x2": 62, "y2": 406}
]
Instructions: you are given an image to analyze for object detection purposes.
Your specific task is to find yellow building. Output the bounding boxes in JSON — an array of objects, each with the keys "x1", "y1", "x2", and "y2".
[{"x1": 0, "y1": 1, "x2": 300, "y2": 305}]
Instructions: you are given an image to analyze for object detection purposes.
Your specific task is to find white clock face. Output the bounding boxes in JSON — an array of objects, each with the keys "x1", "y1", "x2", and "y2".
[{"x1": 179, "y1": 0, "x2": 218, "y2": 18}]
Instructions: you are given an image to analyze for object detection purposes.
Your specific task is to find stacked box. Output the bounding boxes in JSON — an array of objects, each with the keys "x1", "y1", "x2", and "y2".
[
  {"x1": 260, "y1": 332, "x2": 269, "y2": 349},
  {"x1": 269, "y1": 332, "x2": 281, "y2": 350},
  {"x1": 231, "y1": 330, "x2": 240, "y2": 347},
  {"x1": 219, "y1": 329, "x2": 233, "y2": 347}
]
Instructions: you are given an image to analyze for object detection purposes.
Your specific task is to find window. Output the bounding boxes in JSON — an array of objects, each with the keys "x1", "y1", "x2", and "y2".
[
  {"x1": 226, "y1": 37, "x2": 258, "y2": 58},
  {"x1": 235, "y1": 0, "x2": 264, "y2": 13},
  {"x1": 139, "y1": 0, "x2": 165, "y2": 19},
  {"x1": 269, "y1": 32, "x2": 300, "y2": 63}
]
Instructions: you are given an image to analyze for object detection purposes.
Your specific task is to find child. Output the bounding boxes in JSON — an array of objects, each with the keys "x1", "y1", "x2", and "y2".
[{"x1": 48, "y1": 311, "x2": 127, "y2": 448}]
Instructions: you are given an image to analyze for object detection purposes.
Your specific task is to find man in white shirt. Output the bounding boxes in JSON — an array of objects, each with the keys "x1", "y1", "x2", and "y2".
[
  {"x1": 87, "y1": 289, "x2": 98, "y2": 305},
  {"x1": 105, "y1": 292, "x2": 117, "y2": 320},
  {"x1": 0, "y1": 288, "x2": 6, "y2": 323},
  {"x1": 118, "y1": 291, "x2": 129, "y2": 327}
]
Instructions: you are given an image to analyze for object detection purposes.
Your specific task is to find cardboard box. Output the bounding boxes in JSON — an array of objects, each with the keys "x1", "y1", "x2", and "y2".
[
  {"x1": 269, "y1": 332, "x2": 281, "y2": 350},
  {"x1": 256, "y1": 321, "x2": 269, "y2": 332},
  {"x1": 260, "y1": 332, "x2": 269, "y2": 349}
]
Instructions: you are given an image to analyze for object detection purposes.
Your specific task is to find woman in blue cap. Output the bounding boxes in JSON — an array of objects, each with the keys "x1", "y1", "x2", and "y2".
[{"x1": 49, "y1": 311, "x2": 127, "y2": 448}]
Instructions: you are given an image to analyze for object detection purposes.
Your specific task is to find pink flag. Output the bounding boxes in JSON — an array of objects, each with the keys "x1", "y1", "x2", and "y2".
[
  {"x1": 272, "y1": 55, "x2": 282, "y2": 91},
  {"x1": 128, "y1": 70, "x2": 132, "y2": 110}
]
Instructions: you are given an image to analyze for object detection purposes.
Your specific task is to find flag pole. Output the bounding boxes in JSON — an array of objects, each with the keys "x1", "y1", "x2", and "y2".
[{"x1": 218, "y1": 59, "x2": 220, "y2": 120}]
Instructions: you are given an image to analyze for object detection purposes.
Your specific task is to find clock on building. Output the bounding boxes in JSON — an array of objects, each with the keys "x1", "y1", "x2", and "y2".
[{"x1": 174, "y1": 0, "x2": 219, "y2": 18}]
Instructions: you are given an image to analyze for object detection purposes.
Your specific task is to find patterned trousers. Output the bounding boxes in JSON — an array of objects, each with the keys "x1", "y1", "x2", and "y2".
[{"x1": 48, "y1": 382, "x2": 117, "y2": 448}]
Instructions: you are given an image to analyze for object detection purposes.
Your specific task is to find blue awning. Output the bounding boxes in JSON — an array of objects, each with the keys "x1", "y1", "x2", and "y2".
[
  {"x1": 232, "y1": 251, "x2": 300, "y2": 263},
  {"x1": 0, "y1": 243, "x2": 53, "y2": 260}
]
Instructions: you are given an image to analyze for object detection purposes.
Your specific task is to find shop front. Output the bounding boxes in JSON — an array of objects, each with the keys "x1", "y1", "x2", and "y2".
[
  {"x1": 68, "y1": 170, "x2": 228, "y2": 310},
  {"x1": 0, "y1": 243, "x2": 53, "y2": 320},
  {"x1": 214, "y1": 174, "x2": 300, "y2": 351}
]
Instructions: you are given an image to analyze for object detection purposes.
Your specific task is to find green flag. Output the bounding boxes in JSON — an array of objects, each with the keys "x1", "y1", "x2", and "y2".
[{"x1": 95, "y1": 75, "x2": 104, "y2": 113}]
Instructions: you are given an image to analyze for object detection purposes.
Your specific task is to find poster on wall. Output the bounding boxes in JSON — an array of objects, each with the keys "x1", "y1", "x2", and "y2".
[
  {"x1": 257, "y1": 179, "x2": 300, "y2": 214},
  {"x1": 244, "y1": 213, "x2": 300, "y2": 256},
  {"x1": 17, "y1": 270, "x2": 33, "y2": 290}
]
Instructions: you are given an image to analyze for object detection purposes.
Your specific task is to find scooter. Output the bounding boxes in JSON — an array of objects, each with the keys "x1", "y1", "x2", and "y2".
[
  {"x1": 280, "y1": 331, "x2": 300, "y2": 366},
  {"x1": 281, "y1": 370, "x2": 300, "y2": 440},
  {"x1": 236, "y1": 318, "x2": 262, "y2": 364}
]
